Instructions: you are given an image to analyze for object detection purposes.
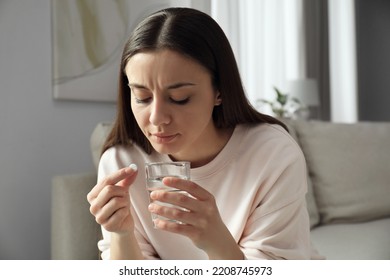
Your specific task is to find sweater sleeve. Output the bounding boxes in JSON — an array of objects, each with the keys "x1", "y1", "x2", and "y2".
[
  {"x1": 98, "y1": 213, "x2": 160, "y2": 260},
  {"x1": 238, "y1": 139, "x2": 314, "y2": 259},
  {"x1": 239, "y1": 198, "x2": 313, "y2": 259},
  {"x1": 96, "y1": 146, "x2": 160, "y2": 260}
]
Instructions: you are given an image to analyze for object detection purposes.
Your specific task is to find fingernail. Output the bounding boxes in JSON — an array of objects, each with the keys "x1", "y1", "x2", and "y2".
[
  {"x1": 129, "y1": 163, "x2": 138, "y2": 171},
  {"x1": 148, "y1": 203, "x2": 155, "y2": 211},
  {"x1": 150, "y1": 191, "x2": 156, "y2": 199}
]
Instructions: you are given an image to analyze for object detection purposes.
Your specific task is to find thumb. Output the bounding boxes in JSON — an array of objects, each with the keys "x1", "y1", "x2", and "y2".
[{"x1": 117, "y1": 163, "x2": 138, "y2": 190}]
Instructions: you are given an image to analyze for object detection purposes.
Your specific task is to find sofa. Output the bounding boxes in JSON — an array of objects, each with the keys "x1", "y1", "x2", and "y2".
[{"x1": 51, "y1": 120, "x2": 390, "y2": 259}]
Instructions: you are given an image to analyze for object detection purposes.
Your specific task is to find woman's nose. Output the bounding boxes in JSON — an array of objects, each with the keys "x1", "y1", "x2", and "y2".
[{"x1": 149, "y1": 99, "x2": 171, "y2": 126}]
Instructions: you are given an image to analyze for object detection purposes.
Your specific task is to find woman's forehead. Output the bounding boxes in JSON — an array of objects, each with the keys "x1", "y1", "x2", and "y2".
[{"x1": 125, "y1": 49, "x2": 211, "y2": 83}]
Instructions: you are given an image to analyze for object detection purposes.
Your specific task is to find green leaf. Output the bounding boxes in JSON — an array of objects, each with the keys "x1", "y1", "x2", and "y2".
[{"x1": 274, "y1": 86, "x2": 287, "y2": 105}]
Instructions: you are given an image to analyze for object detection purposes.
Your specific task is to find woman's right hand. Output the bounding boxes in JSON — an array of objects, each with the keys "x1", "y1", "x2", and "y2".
[{"x1": 87, "y1": 164, "x2": 138, "y2": 235}]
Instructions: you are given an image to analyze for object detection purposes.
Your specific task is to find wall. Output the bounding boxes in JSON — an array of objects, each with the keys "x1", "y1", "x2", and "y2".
[
  {"x1": 356, "y1": 0, "x2": 390, "y2": 121},
  {"x1": 0, "y1": 0, "x2": 210, "y2": 260},
  {"x1": 0, "y1": 1, "x2": 116, "y2": 259}
]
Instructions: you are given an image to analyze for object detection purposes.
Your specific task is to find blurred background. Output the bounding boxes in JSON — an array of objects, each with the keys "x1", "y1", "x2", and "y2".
[{"x1": 0, "y1": 0, "x2": 389, "y2": 259}]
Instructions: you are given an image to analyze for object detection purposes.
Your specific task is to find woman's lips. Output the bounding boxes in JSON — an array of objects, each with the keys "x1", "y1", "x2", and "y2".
[{"x1": 151, "y1": 133, "x2": 179, "y2": 144}]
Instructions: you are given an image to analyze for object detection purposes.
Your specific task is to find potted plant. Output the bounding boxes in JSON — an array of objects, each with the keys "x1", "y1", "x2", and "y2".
[{"x1": 257, "y1": 86, "x2": 304, "y2": 119}]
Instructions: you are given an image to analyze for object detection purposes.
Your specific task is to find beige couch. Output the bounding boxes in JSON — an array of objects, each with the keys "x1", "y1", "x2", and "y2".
[{"x1": 51, "y1": 120, "x2": 390, "y2": 259}]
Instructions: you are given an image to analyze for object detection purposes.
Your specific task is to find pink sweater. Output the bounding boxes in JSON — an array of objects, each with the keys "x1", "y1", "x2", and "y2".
[{"x1": 97, "y1": 123, "x2": 323, "y2": 259}]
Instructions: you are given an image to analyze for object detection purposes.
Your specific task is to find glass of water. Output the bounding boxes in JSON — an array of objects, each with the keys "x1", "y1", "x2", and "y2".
[{"x1": 145, "y1": 161, "x2": 190, "y2": 226}]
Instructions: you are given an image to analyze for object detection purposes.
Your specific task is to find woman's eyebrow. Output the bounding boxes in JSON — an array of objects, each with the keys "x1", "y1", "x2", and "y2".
[
  {"x1": 128, "y1": 82, "x2": 196, "y2": 90},
  {"x1": 167, "y1": 82, "x2": 196, "y2": 89},
  {"x1": 128, "y1": 83, "x2": 147, "y2": 89}
]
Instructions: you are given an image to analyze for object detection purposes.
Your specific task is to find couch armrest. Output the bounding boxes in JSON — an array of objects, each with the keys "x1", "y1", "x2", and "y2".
[{"x1": 51, "y1": 172, "x2": 100, "y2": 259}]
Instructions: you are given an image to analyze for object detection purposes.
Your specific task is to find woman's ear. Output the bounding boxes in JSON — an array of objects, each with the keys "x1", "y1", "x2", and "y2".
[{"x1": 214, "y1": 92, "x2": 222, "y2": 106}]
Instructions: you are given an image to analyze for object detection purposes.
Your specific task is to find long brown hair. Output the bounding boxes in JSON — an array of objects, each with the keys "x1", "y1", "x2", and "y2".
[{"x1": 102, "y1": 7, "x2": 287, "y2": 155}]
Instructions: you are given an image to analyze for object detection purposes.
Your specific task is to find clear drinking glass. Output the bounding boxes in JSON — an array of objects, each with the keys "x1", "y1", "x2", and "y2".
[{"x1": 145, "y1": 161, "x2": 190, "y2": 225}]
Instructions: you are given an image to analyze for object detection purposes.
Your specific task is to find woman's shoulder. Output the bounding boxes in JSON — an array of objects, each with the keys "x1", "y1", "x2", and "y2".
[
  {"x1": 240, "y1": 122, "x2": 298, "y2": 147},
  {"x1": 100, "y1": 144, "x2": 135, "y2": 163},
  {"x1": 99, "y1": 144, "x2": 148, "y2": 173},
  {"x1": 237, "y1": 122, "x2": 304, "y2": 161}
]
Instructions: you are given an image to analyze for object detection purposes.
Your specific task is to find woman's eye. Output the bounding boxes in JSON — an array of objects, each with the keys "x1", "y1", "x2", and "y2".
[
  {"x1": 170, "y1": 97, "x2": 190, "y2": 105},
  {"x1": 135, "y1": 97, "x2": 151, "y2": 104},
  {"x1": 132, "y1": 95, "x2": 190, "y2": 105}
]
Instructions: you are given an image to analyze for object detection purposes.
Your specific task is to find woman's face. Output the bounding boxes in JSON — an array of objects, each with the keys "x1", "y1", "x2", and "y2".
[{"x1": 125, "y1": 49, "x2": 221, "y2": 163}]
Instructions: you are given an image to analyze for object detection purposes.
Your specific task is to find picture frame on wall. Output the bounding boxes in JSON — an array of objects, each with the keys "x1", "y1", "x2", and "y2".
[{"x1": 51, "y1": 0, "x2": 177, "y2": 102}]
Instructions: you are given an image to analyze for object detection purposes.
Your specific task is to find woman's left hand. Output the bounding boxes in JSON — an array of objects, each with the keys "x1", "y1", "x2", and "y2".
[{"x1": 148, "y1": 176, "x2": 244, "y2": 259}]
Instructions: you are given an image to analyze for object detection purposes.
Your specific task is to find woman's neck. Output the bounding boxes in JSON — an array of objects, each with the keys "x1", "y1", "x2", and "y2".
[{"x1": 169, "y1": 127, "x2": 234, "y2": 168}]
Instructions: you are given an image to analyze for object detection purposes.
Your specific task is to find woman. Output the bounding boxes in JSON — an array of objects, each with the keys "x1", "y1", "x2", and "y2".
[{"x1": 87, "y1": 7, "x2": 322, "y2": 260}]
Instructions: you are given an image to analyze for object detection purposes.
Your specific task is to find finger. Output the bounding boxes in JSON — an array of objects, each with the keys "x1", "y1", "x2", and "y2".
[
  {"x1": 101, "y1": 207, "x2": 130, "y2": 232},
  {"x1": 106, "y1": 164, "x2": 138, "y2": 187},
  {"x1": 148, "y1": 202, "x2": 191, "y2": 224},
  {"x1": 95, "y1": 195, "x2": 128, "y2": 225},
  {"x1": 153, "y1": 218, "x2": 195, "y2": 236},
  {"x1": 150, "y1": 190, "x2": 198, "y2": 212},
  {"x1": 88, "y1": 164, "x2": 138, "y2": 201},
  {"x1": 162, "y1": 177, "x2": 210, "y2": 201},
  {"x1": 149, "y1": 196, "x2": 210, "y2": 229},
  {"x1": 89, "y1": 184, "x2": 128, "y2": 215}
]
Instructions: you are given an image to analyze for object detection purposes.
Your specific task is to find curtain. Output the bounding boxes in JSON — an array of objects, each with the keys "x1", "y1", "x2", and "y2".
[
  {"x1": 328, "y1": 0, "x2": 358, "y2": 122},
  {"x1": 304, "y1": 0, "x2": 331, "y2": 120},
  {"x1": 210, "y1": 0, "x2": 331, "y2": 120}
]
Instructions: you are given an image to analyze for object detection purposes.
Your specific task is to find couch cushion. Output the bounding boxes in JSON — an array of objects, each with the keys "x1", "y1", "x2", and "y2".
[
  {"x1": 51, "y1": 173, "x2": 100, "y2": 259},
  {"x1": 284, "y1": 120, "x2": 320, "y2": 228},
  {"x1": 310, "y1": 218, "x2": 390, "y2": 259},
  {"x1": 294, "y1": 121, "x2": 390, "y2": 224}
]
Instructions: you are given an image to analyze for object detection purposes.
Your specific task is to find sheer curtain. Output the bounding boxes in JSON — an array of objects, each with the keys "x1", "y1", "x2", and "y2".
[
  {"x1": 210, "y1": 0, "x2": 362, "y2": 122},
  {"x1": 328, "y1": 0, "x2": 358, "y2": 122},
  {"x1": 211, "y1": 0, "x2": 307, "y2": 114}
]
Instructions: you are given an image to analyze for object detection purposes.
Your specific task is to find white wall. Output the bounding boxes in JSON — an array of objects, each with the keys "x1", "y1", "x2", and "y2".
[
  {"x1": 0, "y1": 1, "x2": 116, "y2": 259},
  {"x1": 0, "y1": 0, "x2": 211, "y2": 260}
]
